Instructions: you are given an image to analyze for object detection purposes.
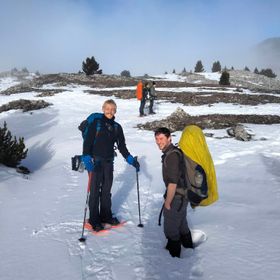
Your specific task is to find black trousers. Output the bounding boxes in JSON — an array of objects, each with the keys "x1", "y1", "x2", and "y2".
[
  {"x1": 149, "y1": 98, "x2": 154, "y2": 113},
  {"x1": 88, "y1": 160, "x2": 114, "y2": 224},
  {"x1": 139, "y1": 98, "x2": 146, "y2": 115}
]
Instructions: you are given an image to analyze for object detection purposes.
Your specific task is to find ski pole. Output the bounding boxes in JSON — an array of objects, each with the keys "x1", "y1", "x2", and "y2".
[
  {"x1": 135, "y1": 157, "x2": 143, "y2": 228},
  {"x1": 79, "y1": 172, "x2": 92, "y2": 242}
]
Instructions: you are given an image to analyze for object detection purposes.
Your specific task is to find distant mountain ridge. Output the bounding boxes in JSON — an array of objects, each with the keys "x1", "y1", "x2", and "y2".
[
  {"x1": 251, "y1": 37, "x2": 280, "y2": 76},
  {"x1": 256, "y1": 37, "x2": 280, "y2": 52}
]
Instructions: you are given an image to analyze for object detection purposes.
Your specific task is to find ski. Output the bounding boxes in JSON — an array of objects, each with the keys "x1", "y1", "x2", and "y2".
[{"x1": 84, "y1": 220, "x2": 127, "y2": 235}]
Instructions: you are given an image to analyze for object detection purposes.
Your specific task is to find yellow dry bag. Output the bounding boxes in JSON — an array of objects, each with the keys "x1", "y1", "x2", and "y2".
[{"x1": 179, "y1": 125, "x2": 218, "y2": 206}]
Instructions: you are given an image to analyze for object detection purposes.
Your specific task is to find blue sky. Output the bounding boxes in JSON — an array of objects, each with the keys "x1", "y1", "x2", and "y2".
[{"x1": 0, "y1": 0, "x2": 279, "y2": 75}]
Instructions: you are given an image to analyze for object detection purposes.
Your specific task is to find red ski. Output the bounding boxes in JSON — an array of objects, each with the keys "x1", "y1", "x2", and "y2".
[{"x1": 84, "y1": 220, "x2": 126, "y2": 235}]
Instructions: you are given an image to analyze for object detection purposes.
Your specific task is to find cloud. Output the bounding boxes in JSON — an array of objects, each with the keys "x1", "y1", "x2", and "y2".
[{"x1": 0, "y1": 0, "x2": 279, "y2": 75}]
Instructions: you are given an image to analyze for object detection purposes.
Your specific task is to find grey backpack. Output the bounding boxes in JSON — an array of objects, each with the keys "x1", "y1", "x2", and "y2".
[{"x1": 165, "y1": 147, "x2": 208, "y2": 207}]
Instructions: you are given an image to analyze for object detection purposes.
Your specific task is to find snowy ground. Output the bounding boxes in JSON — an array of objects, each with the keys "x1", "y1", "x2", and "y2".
[{"x1": 0, "y1": 75, "x2": 280, "y2": 280}]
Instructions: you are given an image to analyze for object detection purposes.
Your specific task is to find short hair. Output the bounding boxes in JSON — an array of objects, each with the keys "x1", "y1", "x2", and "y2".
[
  {"x1": 154, "y1": 127, "x2": 171, "y2": 137},
  {"x1": 103, "y1": 99, "x2": 117, "y2": 108}
]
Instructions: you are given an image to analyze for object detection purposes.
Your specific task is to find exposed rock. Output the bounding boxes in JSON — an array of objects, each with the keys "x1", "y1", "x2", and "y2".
[
  {"x1": 204, "y1": 132, "x2": 214, "y2": 137},
  {"x1": 85, "y1": 89, "x2": 134, "y2": 99},
  {"x1": 137, "y1": 108, "x2": 191, "y2": 132},
  {"x1": 0, "y1": 84, "x2": 34, "y2": 95},
  {"x1": 0, "y1": 83, "x2": 64, "y2": 96},
  {"x1": 85, "y1": 88, "x2": 280, "y2": 105},
  {"x1": 137, "y1": 107, "x2": 280, "y2": 132},
  {"x1": 16, "y1": 165, "x2": 31, "y2": 174},
  {"x1": 0, "y1": 99, "x2": 52, "y2": 113},
  {"x1": 226, "y1": 125, "x2": 254, "y2": 141},
  {"x1": 35, "y1": 89, "x2": 64, "y2": 97},
  {"x1": 29, "y1": 73, "x2": 140, "y2": 88}
]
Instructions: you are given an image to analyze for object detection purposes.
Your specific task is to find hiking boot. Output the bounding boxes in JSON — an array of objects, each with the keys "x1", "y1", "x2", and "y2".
[
  {"x1": 165, "y1": 239, "x2": 181, "y2": 258},
  {"x1": 149, "y1": 111, "x2": 156, "y2": 115},
  {"x1": 102, "y1": 217, "x2": 120, "y2": 226},
  {"x1": 139, "y1": 114, "x2": 147, "y2": 117},
  {"x1": 91, "y1": 222, "x2": 104, "y2": 232},
  {"x1": 181, "y1": 231, "x2": 194, "y2": 249}
]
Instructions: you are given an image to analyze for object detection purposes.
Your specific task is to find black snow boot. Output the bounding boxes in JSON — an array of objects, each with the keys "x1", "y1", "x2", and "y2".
[
  {"x1": 181, "y1": 231, "x2": 194, "y2": 249},
  {"x1": 102, "y1": 217, "x2": 120, "y2": 226},
  {"x1": 89, "y1": 221, "x2": 104, "y2": 232},
  {"x1": 165, "y1": 239, "x2": 181, "y2": 258}
]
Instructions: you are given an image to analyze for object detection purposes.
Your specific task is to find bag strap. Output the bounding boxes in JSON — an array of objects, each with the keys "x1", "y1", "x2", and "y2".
[
  {"x1": 93, "y1": 119, "x2": 119, "y2": 145},
  {"x1": 94, "y1": 119, "x2": 102, "y2": 143},
  {"x1": 158, "y1": 203, "x2": 164, "y2": 226}
]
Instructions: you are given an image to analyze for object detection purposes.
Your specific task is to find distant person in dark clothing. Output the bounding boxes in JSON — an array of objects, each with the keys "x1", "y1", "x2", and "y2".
[
  {"x1": 82, "y1": 99, "x2": 140, "y2": 231},
  {"x1": 139, "y1": 82, "x2": 149, "y2": 117},
  {"x1": 148, "y1": 81, "x2": 156, "y2": 114}
]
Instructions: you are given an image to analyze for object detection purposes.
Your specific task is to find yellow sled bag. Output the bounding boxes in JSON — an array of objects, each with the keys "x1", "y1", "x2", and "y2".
[{"x1": 179, "y1": 125, "x2": 218, "y2": 206}]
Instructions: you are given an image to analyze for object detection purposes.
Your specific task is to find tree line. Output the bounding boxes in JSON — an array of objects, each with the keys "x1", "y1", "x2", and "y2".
[{"x1": 81, "y1": 56, "x2": 277, "y2": 80}]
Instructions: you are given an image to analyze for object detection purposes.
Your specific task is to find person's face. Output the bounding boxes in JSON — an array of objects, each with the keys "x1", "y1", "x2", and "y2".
[
  {"x1": 155, "y1": 133, "x2": 171, "y2": 151},
  {"x1": 102, "y1": 103, "x2": 116, "y2": 119}
]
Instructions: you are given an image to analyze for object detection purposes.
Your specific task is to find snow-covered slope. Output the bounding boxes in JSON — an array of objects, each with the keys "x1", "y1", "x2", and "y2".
[{"x1": 0, "y1": 76, "x2": 280, "y2": 280}]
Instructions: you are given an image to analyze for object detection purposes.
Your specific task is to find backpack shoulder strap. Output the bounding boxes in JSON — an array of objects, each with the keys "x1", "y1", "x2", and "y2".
[
  {"x1": 164, "y1": 147, "x2": 188, "y2": 201},
  {"x1": 94, "y1": 118, "x2": 102, "y2": 142},
  {"x1": 163, "y1": 146, "x2": 182, "y2": 168},
  {"x1": 163, "y1": 147, "x2": 186, "y2": 184},
  {"x1": 113, "y1": 122, "x2": 119, "y2": 134},
  {"x1": 94, "y1": 117, "x2": 119, "y2": 144},
  {"x1": 168, "y1": 146, "x2": 185, "y2": 162}
]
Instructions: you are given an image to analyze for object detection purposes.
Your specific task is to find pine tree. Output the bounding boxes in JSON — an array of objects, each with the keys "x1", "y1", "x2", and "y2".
[
  {"x1": 244, "y1": 66, "x2": 250, "y2": 71},
  {"x1": 82, "y1": 56, "x2": 102, "y2": 75},
  {"x1": 120, "y1": 70, "x2": 131, "y2": 77},
  {"x1": 11, "y1": 68, "x2": 18, "y2": 75},
  {"x1": 182, "y1": 67, "x2": 186, "y2": 73},
  {"x1": 22, "y1": 67, "x2": 29, "y2": 73},
  {"x1": 259, "y1": 68, "x2": 277, "y2": 78},
  {"x1": 194, "y1": 60, "x2": 204, "y2": 72},
  {"x1": 212, "y1": 61, "x2": 221, "y2": 72},
  {"x1": 219, "y1": 70, "x2": 230, "y2": 86},
  {"x1": 172, "y1": 69, "x2": 176, "y2": 74},
  {"x1": 0, "y1": 122, "x2": 28, "y2": 167},
  {"x1": 254, "y1": 67, "x2": 259, "y2": 74}
]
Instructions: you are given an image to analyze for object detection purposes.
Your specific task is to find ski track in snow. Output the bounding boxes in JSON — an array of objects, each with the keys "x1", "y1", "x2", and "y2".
[{"x1": 33, "y1": 220, "x2": 206, "y2": 280}]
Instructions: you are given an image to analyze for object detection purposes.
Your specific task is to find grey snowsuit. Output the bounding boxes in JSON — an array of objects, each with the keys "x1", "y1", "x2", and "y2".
[{"x1": 162, "y1": 144, "x2": 191, "y2": 241}]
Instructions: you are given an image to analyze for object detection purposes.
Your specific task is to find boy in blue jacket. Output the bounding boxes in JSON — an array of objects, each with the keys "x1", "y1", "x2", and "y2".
[{"x1": 82, "y1": 99, "x2": 140, "y2": 231}]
